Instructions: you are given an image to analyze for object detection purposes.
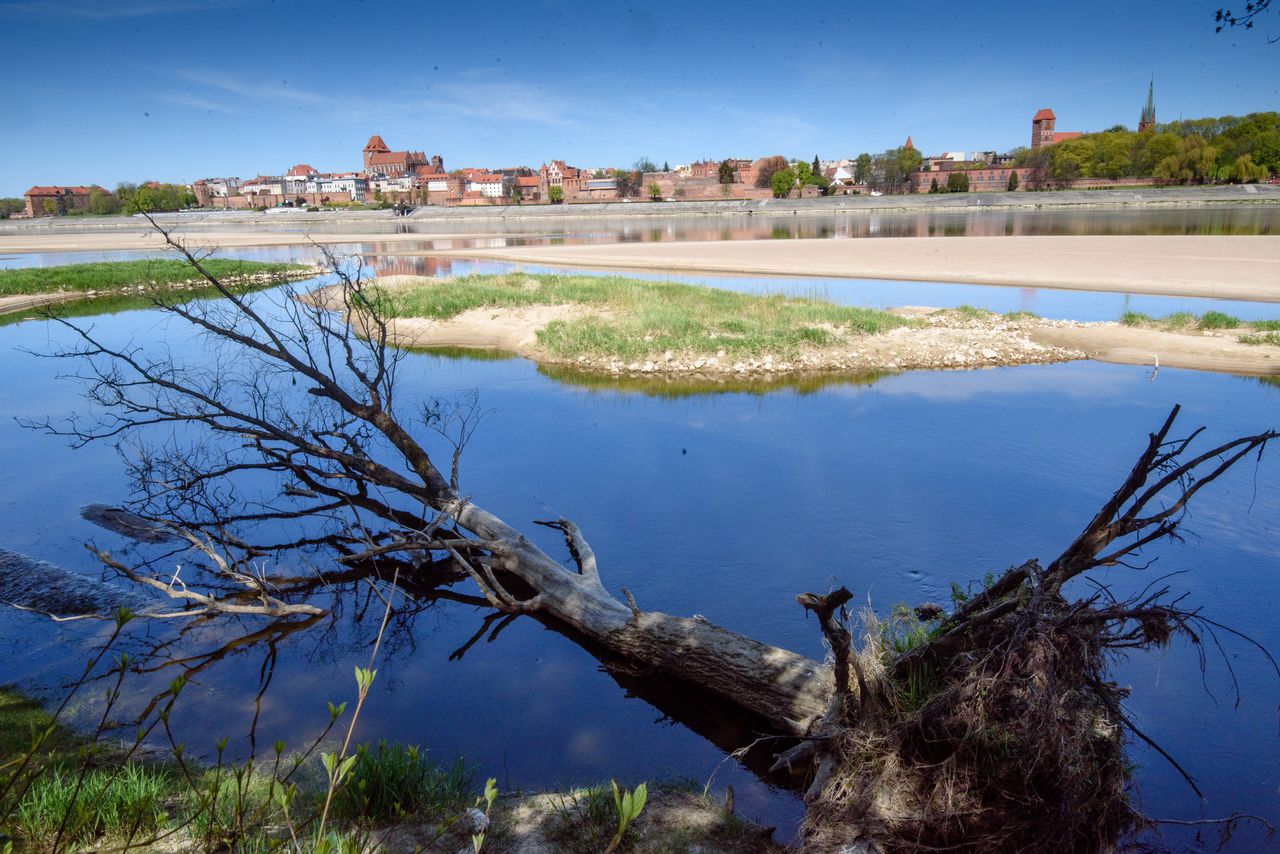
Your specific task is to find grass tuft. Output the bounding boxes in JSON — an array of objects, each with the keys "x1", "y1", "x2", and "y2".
[
  {"x1": 332, "y1": 741, "x2": 470, "y2": 824},
  {"x1": 1119, "y1": 311, "x2": 1151, "y2": 327},
  {"x1": 1238, "y1": 332, "x2": 1280, "y2": 347},
  {"x1": 1250, "y1": 320, "x2": 1280, "y2": 332},
  {"x1": 1198, "y1": 310, "x2": 1241, "y2": 330}
]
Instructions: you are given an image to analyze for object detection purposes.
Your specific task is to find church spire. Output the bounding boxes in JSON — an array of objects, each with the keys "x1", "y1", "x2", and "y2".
[{"x1": 1139, "y1": 78, "x2": 1156, "y2": 133}]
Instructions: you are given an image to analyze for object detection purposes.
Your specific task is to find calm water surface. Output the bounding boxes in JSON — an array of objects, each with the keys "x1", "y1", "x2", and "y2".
[
  {"x1": 0, "y1": 295, "x2": 1277, "y2": 847},
  {"x1": 0, "y1": 215, "x2": 1278, "y2": 846}
]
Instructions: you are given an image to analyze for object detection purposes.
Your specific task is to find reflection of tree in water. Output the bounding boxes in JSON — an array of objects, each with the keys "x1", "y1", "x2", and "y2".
[{"x1": 537, "y1": 364, "x2": 889, "y2": 399}]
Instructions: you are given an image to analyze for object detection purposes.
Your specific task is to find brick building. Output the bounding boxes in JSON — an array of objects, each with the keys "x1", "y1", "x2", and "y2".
[
  {"x1": 362, "y1": 134, "x2": 438, "y2": 177},
  {"x1": 23, "y1": 185, "x2": 109, "y2": 217}
]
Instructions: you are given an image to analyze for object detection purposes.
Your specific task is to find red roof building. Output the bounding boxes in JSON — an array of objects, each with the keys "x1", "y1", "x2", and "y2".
[
  {"x1": 23, "y1": 185, "x2": 108, "y2": 217},
  {"x1": 362, "y1": 133, "x2": 440, "y2": 177}
]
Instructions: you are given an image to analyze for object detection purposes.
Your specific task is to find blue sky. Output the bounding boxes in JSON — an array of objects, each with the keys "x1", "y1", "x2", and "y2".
[{"x1": 1, "y1": 0, "x2": 1278, "y2": 196}]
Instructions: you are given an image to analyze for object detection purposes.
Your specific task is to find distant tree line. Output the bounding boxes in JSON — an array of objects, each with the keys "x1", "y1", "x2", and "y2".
[
  {"x1": 1013, "y1": 112, "x2": 1279, "y2": 187},
  {"x1": 116, "y1": 182, "x2": 199, "y2": 213},
  {"x1": 0, "y1": 198, "x2": 23, "y2": 218},
  {"x1": 863, "y1": 146, "x2": 923, "y2": 194}
]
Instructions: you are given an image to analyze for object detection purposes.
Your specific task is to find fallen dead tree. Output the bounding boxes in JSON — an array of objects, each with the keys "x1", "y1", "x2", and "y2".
[{"x1": 23, "y1": 218, "x2": 1279, "y2": 851}]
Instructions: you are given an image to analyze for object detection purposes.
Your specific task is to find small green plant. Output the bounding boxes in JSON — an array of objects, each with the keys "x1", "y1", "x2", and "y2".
[
  {"x1": 605, "y1": 780, "x2": 647, "y2": 854},
  {"x1": 1251, "y1": 320, "x2": 1280, "y2": 331},
  {"x1": 1164, "y1": 311, "x2": 1196, "y2": 330},
  {"x1": 471, "y1": 777, "x2": 498, "y2": 853},
  {"x1": 1120, "y1": 311, "x2": 1152, "y2": 326},
  {"x1": 1002, "y1": 310, "x2": 1039, "y2": 321}
]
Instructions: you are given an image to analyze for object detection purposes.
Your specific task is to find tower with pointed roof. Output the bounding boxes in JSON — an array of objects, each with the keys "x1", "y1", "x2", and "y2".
[
  {"x1": 1139, "y1": 79, "x2": 1156, "y2": 133},
  {"x1": 904, "y1": 135, "x2": 914, "y2": 150}
]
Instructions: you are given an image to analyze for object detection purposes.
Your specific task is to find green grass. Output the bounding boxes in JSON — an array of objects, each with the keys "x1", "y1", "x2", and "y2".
[
  {"x1": 15, "y1": 763, "x2": 172, "y2": 846},
  {"x1": 382, "y1": 272, "x2": 914, "y2": 360},
  {"x1": 1250, "y1": 320, "x2": 1280, "y2": 332},
  {"x1": 1239, "y1": 332, "x2": 1280, "y2": 347},
  {"x1": 1199, "y1": 310, "x2": 1242, "y2": 329},
  {"x1": 332, "y1": 741, "x2": 470, "y2": 824},
  {"x1": 1120, "y1": 309, "x2": 1254, "y2": 331},
  {"x1": 1002, "y1": 310, "x2": 1039, "y2": 321},
  {"x1": 0, "y1": 259, "x2": 308, "y2": 297}
]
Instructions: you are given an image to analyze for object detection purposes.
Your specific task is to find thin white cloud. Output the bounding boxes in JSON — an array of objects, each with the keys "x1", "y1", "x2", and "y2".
[
  {"x1": 411, "y1": 72, "x2": 581, "y2": 127},
  {"x1": 173, "y1": 70, "x2": 331, "y2": 106}
]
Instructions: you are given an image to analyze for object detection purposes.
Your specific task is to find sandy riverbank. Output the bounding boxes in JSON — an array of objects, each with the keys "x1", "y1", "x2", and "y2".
[{"x1": 424, "y1": 235, "x2": 1280, "y2": 303}]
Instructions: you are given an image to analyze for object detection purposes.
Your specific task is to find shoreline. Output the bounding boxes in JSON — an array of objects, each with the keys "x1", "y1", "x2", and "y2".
[
  {"x1": 0, "y1": 265, "x2": 325, "y2": 318},
  {"x1": 422, "y1": 235, "x2": 1280, "y2": 304}
]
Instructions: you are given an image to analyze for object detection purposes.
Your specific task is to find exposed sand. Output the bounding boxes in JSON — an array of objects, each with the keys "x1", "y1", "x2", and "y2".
[
  {"x1": 424, "y1": 235, "x2": 1280, "y2": 303},
  {"x1": 1030, "y1": 324, "x2": 1278, "y2": 375}
]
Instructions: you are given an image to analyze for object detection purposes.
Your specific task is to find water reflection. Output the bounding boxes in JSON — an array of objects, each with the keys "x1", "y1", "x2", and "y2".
[{"x1": 537, "y1": 364, "x2": 889, "y2": 398}]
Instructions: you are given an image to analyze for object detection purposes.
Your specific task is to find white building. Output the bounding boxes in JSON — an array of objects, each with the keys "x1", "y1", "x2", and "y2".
[
  {"x1": 316, "y1": 173, "x2": 367, "y2": 201},
  {"x1": 372, "y1": 175, "x2": 415, "y2": 193},
  {"x1": 465, "y1": 174, "x2": 507, "y2": 198}
]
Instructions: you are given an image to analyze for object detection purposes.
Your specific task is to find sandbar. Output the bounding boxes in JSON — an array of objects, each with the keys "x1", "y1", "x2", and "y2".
[{"x1": 423, "y1": 235, "x2": 1280, "y2": 303}]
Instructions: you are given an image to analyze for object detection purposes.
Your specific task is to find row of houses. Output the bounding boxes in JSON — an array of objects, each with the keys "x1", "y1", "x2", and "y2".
[{"x1": 20, "y1": 101, "x2": 1162, "y2": 216}]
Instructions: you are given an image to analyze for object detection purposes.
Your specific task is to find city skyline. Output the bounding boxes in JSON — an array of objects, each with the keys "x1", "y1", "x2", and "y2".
[{"x1": 2, "y1": 0, "x2": 1278, "y2": 197}]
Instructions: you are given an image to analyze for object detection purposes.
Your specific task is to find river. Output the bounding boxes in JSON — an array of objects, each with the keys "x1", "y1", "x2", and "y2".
[{"x1": 0, "y1": 206, "x2": 1276, "y2": 848}]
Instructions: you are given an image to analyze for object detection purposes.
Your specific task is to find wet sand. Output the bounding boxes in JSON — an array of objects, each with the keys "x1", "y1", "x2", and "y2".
[{"x1": 424, "y1": 235, "x2": 1280, "y2": 303}]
